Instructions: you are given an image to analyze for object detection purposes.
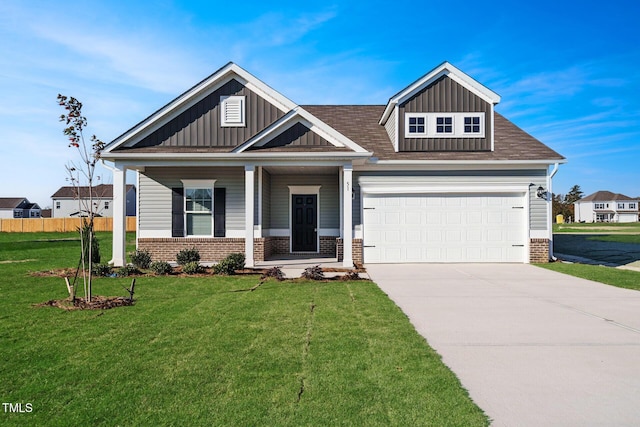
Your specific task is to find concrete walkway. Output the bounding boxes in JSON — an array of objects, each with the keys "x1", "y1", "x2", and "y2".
[{"x1": 366, "y1": 264, "x2": 640, "y2": 427}]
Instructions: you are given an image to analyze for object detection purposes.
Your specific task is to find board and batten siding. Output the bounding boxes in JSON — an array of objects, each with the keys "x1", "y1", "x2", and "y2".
[
  {"x1": 138, "y1": 167, "x2": 245, "y2": 237},
  {"x1": 129, "y1": 79, "x2": 285, "y2": 149},
  {"x1": 399, "y1": 76, "x2": 491, "y2": 152},
  {"x1": 268, "y1": 174, "x2": 339, "y2": 232},
  {"x1": 353, "y1": 170, "x2": 548, "y2": 230}
]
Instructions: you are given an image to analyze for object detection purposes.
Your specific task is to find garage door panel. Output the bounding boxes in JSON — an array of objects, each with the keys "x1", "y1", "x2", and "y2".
[{"x1": 363, "y1": 193, "x2": 525, "y2": 263}]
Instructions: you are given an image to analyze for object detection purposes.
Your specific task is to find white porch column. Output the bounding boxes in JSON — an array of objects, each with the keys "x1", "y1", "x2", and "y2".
[
  {"x1": 110, "y1": 164, "x2": 127, "y2": 266},
  {"x1": 342, "y1": 164, "x2": 353, "y2": 267},
  {"x1": 245, "y1": 165, "x2": 255, "y2": 267}
]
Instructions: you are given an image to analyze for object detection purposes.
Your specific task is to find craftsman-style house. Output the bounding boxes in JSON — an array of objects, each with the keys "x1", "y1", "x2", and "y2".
[{"x1": 101, "y1": 62, "x2": 565, "y2": 267}]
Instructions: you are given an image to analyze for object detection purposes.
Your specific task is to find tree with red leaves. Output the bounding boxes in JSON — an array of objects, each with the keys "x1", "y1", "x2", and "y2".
[{"x1": 58, "y1": 94, "x2": 106, "y2": 302}]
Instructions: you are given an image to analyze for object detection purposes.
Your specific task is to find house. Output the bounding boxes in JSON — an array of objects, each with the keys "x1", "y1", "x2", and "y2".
[
  {"x1": 574, "y1": 191, "x2": 639, "y2": 223},
  {"x1": 0, "y1": 198, "x2": 41, "y2": 219},
  {"x1": 101, "y1": 61, "x2": 565, "y2": 267},
  {"x1": 51, "y1": 184, "x2": 136, "y2": 218}
]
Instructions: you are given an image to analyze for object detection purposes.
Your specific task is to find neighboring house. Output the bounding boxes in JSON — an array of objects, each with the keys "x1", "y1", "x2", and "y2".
[
  {"x1": 51, "y1": 184, "x2": 136, "y2": 218},
  {"x1": 0, "y1": 198, "x2": 41, "y2": 219},
  {"x1": 575, "y1": 191, "x2": 639, "y2": 223},
  {"x1": 101, "y1": 61, "x2": 565, "y2": 267}
]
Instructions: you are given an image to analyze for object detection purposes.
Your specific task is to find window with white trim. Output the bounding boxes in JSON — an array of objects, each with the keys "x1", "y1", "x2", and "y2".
[
  {"x1": 404, "y1": 112, "x2": 485, "y2": 138},
  {"x1": 594, "y1": 203, "x2": 605, "y2": 209},
  {"x1": 436, "y1": 116, "x2": 453, "y2": 134},
  {"x1": 618, "y1": 203, "x2": 625, "y2": 209},
  {"x1": 404, "y1": 113, "x2": 428, "y2": 137},
  {"x1": 463, "y1": 115, "x2": 482, "y2": 134},
  {"x1": 56, "y1": 201, "x2": 60, "y2": 209},
  {"x1": 220, "y1": 96, "x2": 245, "y2": 127},
  {"x1": 630, "y1": 203, "x2": 636, "y2": 209},
  {"x1": 104, "y1": 201, "x2": 110, "y2": 210},
  {"x1": 185, "y1": 188, "x2": 213, "y2": 236}
]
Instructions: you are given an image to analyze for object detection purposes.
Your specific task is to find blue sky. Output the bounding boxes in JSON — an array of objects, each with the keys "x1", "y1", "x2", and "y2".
[{"x1": 1, "y1": 0, "x2": 639, "y2": 208}]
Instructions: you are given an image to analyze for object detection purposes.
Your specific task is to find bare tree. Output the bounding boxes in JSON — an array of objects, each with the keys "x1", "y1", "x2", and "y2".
[{"x1": 58, "y1": 95, "x2": 105, "y2": 302}]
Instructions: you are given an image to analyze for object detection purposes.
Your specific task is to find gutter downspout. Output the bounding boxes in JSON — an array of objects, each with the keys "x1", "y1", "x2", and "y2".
[{"x1": 548, "y1": 163, "x2": 560, "y2": 261}]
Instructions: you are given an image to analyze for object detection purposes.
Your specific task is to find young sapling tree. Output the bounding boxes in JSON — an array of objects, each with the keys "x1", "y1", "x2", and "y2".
[{"x1": 58, "y1": 94, "x2": 106, "y2": 302}]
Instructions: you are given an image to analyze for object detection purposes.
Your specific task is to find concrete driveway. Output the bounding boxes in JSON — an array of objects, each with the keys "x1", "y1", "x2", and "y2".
[{"x1": 366, "y1": 264, "x2": 640, "y2": 427}]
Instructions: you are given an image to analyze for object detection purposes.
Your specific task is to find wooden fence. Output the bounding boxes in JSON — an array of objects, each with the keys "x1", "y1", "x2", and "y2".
[{"x1": 0, "y1": 217, "x2": 137, "y2": 233}]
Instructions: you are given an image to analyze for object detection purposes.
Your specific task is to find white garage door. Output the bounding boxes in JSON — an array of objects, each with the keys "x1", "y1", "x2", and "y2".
[{"x1": 363, "y1": 193, "x2": 525, "y2": 263}]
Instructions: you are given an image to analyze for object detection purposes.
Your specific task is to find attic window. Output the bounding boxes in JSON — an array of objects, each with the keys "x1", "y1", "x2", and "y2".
[
  {"x1": 436, "y1": 117, "x2": 453, "y2": 133},
  {"x1": 464, "y1": 116, "x2": 482, "y2": 134},
  {"x1": 405, "y1": 113, "x2": 428, "y2": 137},
  {"x1": 220, "y1": 96, "x2": 245, "y2": 127}
]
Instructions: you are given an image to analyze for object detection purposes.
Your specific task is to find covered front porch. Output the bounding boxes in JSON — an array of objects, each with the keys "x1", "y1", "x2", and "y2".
[{"x1": 108, "y1": 161, "x2": 357, "y2": 268}]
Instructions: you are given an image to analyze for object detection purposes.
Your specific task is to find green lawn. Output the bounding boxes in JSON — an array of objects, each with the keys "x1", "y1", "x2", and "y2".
[
  {"x1": 0, "y1": 232, "x2": 487, "y2": 426},
  {"x1": 538, "y1": 262, "x2": 640, "y2": 291},
  {"x1": 554, "y1": 222, "x2": 640, "y2": 234}
]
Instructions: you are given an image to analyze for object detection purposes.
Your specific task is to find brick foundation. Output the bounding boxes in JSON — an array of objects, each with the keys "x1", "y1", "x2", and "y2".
[
  {"x1": 529, "y1": 238, "x2": 550, "y2": 263},
  {"x1": 138, "y1": 238, "x2": 245, "y2": 263},
  {"x1": 139, "y1": 236, "x2": 343, "y2": 263},
  {"x1": 337, "y1": 238, "x2": 363, "y2": 266}
]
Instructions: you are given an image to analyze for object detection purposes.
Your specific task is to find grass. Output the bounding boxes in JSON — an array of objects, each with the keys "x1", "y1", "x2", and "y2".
[
  {"x1": 0, "y1": 232, "x2": 487, "y2": 426},
  {"x1": 587, "y1": 234, "x2": 640, "y2": 244},
  {"x1": 554, "y1": 222, "x2": 640, "y2": 234},
  {"x1": 538, "y1": 262, "x2": 640, "y2": 291}
]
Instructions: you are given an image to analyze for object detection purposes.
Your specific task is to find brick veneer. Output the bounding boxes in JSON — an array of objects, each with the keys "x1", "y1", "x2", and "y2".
[
  {"x1": 139, "y1": 236, "x2": 342, "y2": 263},
  {"x1": 336, "y1": 238, "x2": 363, "y2": 266},
  {"x1": 529, "y1": 238, "x2": 550, "y2": 263},
  {"x1": 138, "y1": 238, "x2": 245, "y2": 263}
]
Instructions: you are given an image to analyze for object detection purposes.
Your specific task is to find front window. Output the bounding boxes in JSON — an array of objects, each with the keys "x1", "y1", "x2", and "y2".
[
  {"x1": 630, "y1": 203, "x2": 637, "y2": 209},
  {"x1": 185, "y1": 188, "x2": 213, "y2": 236},
  {"x1": 56, "y1": 201, "x2": 60, "y2": 209},
  {"x1": 594, "y1": 203, "x2": 605, "y2": 209},
  {"x1": 104, "y1": 201, "x2": 110, "y2": 210},
  {"x1": 618, "y1": 203, "x2": 625, "y2": 209}
]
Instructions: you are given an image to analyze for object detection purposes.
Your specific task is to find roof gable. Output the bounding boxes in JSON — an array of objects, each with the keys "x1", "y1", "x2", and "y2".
[
  {"x1": 104, "y1": 63, "x2": 297, "y2": 153},
  {"x1": 234, "y1": 107, "x2": 368, "y2": 154},
  {"x1": 0, "y1": 197, "x2": 28, "y2": 209},
  {"x1": 380, "y1": 61, "x2": 501, "y2": 125}
]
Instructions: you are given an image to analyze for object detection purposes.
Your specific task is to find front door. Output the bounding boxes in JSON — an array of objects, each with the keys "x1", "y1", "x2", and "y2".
[{"x1": 292, "y1": 194, "x2": 317, "y2": 252}]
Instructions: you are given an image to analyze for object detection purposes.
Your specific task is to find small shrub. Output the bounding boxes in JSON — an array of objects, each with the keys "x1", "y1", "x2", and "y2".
[
  {"x1": 261, "y1": 266, "x2": 285, "y2": 281},
  {"x1": 302, "y1": 265, "x2": 324, "y2": 280},
  {"x1": 92, "y1": 263, "x2": 113, "y2": 277},
  {"x1": 150, "y1": 261, "x2": 173, "y2": 275},
  {"x1": 176, "y1": 247, "x2": 200, "y2": 266},
  {"x1": 182, "y1": 261, "x2": 202, "y2": 275},
  {"x1": 117, "y1": 264, "x2": 139, "y2": 277},
  {"x1": 213, "y1": 252, "x2": 245, "y2": 275},
  {"x1": 130, "y1": 249, "x2": 152, "y2": 269}
]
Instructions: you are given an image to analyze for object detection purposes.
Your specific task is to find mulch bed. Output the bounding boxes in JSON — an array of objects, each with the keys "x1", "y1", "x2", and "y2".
[{"x1": 35, "y1": 296, "x2": 135, "y2": 311}]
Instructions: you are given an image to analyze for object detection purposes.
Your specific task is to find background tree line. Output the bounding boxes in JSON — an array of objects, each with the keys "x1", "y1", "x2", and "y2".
[{"x1": 552, "y1": 184, "x2": 583, "y2": 222}]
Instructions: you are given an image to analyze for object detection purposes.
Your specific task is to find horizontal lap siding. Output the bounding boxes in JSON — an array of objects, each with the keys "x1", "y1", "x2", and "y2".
[
  {"x1": 139, "y1": 167, "x2": 245, "y2": 235},
  {"x1": 269, "y1": 174, "x2": 339, "y2": 230}
]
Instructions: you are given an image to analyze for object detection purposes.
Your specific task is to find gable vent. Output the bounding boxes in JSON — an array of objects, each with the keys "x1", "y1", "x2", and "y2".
[{"x1": 221, "y1": 95, "x2": 245, "y2": 127}]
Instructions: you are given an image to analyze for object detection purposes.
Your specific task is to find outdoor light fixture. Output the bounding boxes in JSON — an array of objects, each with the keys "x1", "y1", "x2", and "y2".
[{"x1": 536, "y1": 186, "x2": 548, "y2": 199}]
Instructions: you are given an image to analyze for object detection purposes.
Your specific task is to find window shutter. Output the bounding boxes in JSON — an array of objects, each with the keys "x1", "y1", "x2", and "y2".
[
  {"x1": 214, "y1": 188, "x2": 226, "y2": 237},
  {"x1": 171, "y1": 187, "x2": 184, "y2": 237}
]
